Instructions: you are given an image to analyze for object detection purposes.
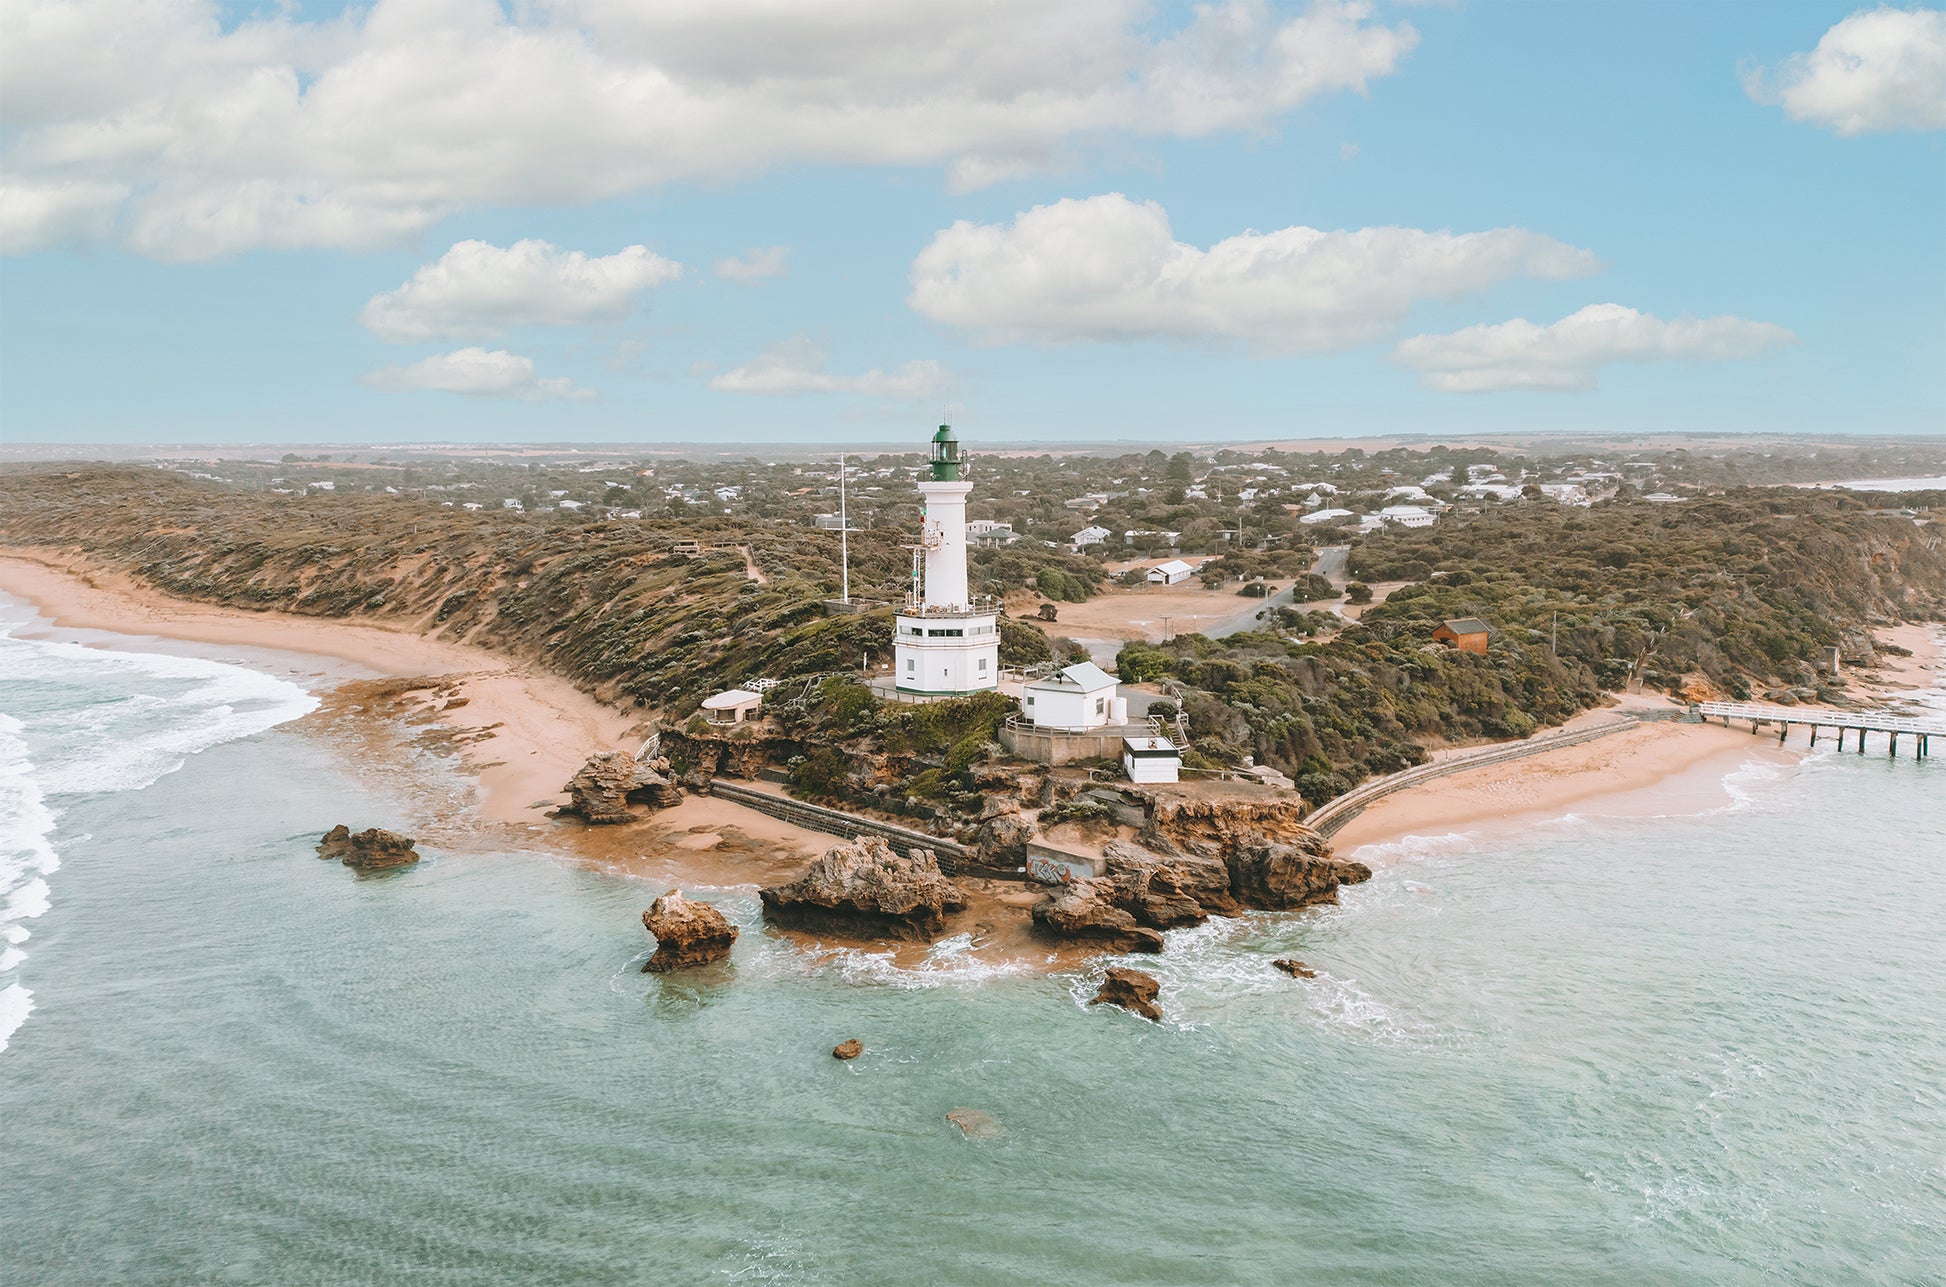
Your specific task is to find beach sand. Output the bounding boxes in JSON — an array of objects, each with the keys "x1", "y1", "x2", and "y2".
[{"x1": 0, "y1": 550, "x2": 636, "y2": 825}]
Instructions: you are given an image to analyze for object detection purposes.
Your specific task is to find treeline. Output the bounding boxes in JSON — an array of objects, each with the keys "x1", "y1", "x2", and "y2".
[{"x1": 1116, "y1": 491, "x2": 1943, "y2": 805}]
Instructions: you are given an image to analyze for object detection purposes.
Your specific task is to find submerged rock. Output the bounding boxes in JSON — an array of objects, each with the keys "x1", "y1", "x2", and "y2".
[
  {"x1": 832, "y1": 1039, "x2": 863, "y2": 1061},
  {"x1": 1272, "y1": 958, "x2": 1317, "y2": 979},
  {"x1": 1089, "y1": 967, "x2": 1162, "y2": 1022},
  {"x1": 1030, "y1": 882, "x2": 1165, "y2": 954},
  {"x1": 641, "y1": 890, "x2": 738, "y2": 972},
  {"x1": 315, "y1": 824, "x2": 419, "y2": 871},
  {"x1": 561, "y1": 750, "x2": 683, "y2": 824},
  {"x1": 946, "y1": 1108, "x2": 1003, "y2": 1140},
  {"x1": 759, "y1": 836, "x2": 967, "y2": 943}
]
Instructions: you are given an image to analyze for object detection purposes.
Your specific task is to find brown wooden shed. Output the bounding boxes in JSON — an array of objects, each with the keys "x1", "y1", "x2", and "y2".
[{"x1": 1433, "y1": 617, "x2": 1490, "y2": 655}]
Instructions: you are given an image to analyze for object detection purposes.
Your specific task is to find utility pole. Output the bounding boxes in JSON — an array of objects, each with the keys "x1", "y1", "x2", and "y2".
[
  {"x1": 838, "y1": 452, "x2": 850, "y2": 605},
  {"x1": 1551, "y1": 611, "x2": 1558, "y2": 657}
]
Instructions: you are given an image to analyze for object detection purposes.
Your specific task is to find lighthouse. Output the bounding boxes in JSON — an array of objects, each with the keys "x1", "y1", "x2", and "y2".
[{"x1": 894, "y1": 424, "x2": 1000, "y2": 695}]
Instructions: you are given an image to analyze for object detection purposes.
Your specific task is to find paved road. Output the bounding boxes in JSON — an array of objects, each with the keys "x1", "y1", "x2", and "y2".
[{"x1": 1204, "y1": 545, "x2": 1349, "y2": 639}]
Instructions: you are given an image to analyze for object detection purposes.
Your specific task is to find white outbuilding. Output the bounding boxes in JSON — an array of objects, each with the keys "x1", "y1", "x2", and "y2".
[
  {"x1": 1022, "y1": 662, "x2": 1120, "y2": 731},
  {"x1": 1300, "y1": 507, "x2": 1358, "y2": 526},
  {"x1": 1122, "y1": 736, "x2": 1182, "y2": 784},
  {"x1": 700, "y1": 689, "x2": 763, "y2": 725},
  {"x1": 1147, "y1": 559, "x2": 1195, "y2": 585}
]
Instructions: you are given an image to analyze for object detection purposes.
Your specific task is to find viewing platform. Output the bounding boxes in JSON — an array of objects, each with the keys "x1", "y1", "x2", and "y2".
[
  {"x1": 1692, "y1": 701, "x2": 1940, "y2": 757},
  {"x1": 897, "y1": 594, "x2": 1001, "y2": 620}
]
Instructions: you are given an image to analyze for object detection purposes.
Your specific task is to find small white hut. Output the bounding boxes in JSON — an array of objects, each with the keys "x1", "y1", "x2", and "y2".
[
  {"x1": 1147, "y1": 559, "x2": 1195, "y2": 585},
  {"x1": 1122, "y1": 736, "x2": 1181, "y2": 784},
  {"x1": 701, "y1": 688, "x2": 763, "y2": 725}
]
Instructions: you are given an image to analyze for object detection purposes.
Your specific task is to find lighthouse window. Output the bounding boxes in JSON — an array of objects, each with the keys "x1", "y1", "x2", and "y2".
[
  {"x1": 928, "y1": 628, "x2": 963, "y2": 637},
  {"x1": 905, "y1": 658, "x2": 914, "y2": 673},
  {"x1": 978, "y1": 658, "x2": 988, "y2": 672}
]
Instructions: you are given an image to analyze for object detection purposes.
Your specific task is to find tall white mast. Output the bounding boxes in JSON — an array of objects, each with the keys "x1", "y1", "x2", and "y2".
[{"x1": 838, "y1": 452, "x2": 849, "y2": 605}]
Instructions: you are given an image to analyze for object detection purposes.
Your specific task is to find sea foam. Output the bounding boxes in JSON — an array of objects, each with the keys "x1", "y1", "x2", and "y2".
[{"x1": 0, "y1": 611, "x2": 319, "y2": 1051}]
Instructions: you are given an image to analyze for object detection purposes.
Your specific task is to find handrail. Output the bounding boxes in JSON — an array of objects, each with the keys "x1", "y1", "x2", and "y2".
[{"x1": 1693, "y1": 701, "x2": 1944, "y2": 735}]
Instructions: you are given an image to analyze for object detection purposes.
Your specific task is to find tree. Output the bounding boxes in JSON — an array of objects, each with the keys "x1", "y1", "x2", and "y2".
[
  {"x1": 1346, "y1": 581, "x2": 1373, "y2": 605},
  {"x1": 1038, "y1": 603, "x2": 1059, "y2": 622}
]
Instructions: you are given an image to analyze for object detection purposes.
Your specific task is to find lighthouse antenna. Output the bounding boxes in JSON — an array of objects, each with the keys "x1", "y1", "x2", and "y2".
[{"x1": 838, "y1": 452, "x2": 849, "y2": 605}]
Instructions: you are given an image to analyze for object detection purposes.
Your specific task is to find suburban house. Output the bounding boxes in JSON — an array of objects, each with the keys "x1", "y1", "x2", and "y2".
[
  {"x1": 1147, "y1": 559, "x2": 1195, "y2": 585},
  {"x1": 966, "y1": 519, "x2": 1018, "y2": 546},
  {"x1": 1022, "y1": 662, "x2": 1120, "y2": 731},
  {"x1": 1070, "y1": 525, "x2": 1111, "y2": 549},
  {"x1": 1300, "y1": 507, "x2": 1357, "y2": 526},
  {"x1": 1377, "y1": 505, "x2": 1437, "y2": 528},
  {"x1": 1433, "y1": 618, "x2": 1491, "y2": 655}
]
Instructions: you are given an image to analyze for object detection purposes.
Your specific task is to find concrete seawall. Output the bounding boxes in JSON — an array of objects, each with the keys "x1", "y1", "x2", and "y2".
[{"x1": 705, "y1": 780, "x2": 975, "y2": 873}]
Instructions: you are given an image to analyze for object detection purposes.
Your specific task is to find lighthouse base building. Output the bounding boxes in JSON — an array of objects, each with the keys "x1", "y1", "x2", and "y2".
[{"x1": 894, "y1": 424, "x2": 1001, "y2": 696}]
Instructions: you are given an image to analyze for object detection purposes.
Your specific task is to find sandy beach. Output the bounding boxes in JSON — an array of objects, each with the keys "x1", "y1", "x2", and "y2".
[
  {"x1": 1333, "y1": 624, "x2": 1945, "y2": 856},
  {"x1": 0, "y1": 550, "x2": 637, "y2": 825}
]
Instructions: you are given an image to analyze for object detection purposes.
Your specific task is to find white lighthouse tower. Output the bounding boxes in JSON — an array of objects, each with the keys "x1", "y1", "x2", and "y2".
[{"x1": 894, "y1": 424, "x2": 1000, "y2": 695}]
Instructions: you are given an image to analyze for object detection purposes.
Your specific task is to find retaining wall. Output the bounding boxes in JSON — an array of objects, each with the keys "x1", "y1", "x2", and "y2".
[{"x1": 705, "y1": 780, "x2": 975, "y2": 873}]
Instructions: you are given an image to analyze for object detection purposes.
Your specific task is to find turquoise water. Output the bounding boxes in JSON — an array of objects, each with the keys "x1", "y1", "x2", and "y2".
[{"x1": 4, "y1": 604, "x2": 1944, "y2": 1285}]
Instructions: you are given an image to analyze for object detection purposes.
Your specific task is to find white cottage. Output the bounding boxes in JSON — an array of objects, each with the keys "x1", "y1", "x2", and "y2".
[
  {"x1": 1147, "y1": 559, "x2": 1195, "y2": 585},
  {"x1": 1022, "y1": 662, "x2": 1119, "y2": 731}
]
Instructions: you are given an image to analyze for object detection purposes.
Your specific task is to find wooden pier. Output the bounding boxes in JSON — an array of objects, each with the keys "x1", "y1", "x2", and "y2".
[{"x1": 1692, "y1": 701, "x2": 1942, "y2": 758}]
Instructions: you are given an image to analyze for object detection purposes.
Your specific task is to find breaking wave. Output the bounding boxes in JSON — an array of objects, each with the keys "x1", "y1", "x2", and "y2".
[{"x1": 0, "y1": 610, "x2": 319, "y2": 1052}]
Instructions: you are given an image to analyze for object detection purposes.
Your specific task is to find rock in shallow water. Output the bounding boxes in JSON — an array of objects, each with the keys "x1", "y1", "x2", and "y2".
[
  {"x1": 1272, "y1": 958, "x2": 1317, "y2": 979},
  {"x1": 641, "y1": 890, "x2": 739, "y2": 972},
  {"x1": 946, "y1": 1108, "x2": 1002, "y2": 1140},
  {"x1": 832, "y1": 1039, "x2": 863, "y2": 1060},
  {"x1": 316, "y1": 824, "x2": 419, "y2": 871},
  {"x1": 561, "y1": 750, "x2": 683, "y2": 824},
  {"x1": 1089, "y1": 966, "x2": 1162, "y2": 1022},
  {"x1": 1029, "y1": 881, "x2": 1165, "y2": 954},
  {"x1": 760, "y1": 836, "x2": 966, "y2": 943}
]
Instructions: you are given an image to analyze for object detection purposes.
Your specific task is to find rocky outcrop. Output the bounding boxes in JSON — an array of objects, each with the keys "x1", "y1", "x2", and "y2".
[
  {"x1": 315, "y1": 824, "x2": 419, "y2": 871},
  {"x1": 1090, "y1": 966, "x2": 1162, "y2": 1022},
  {"x1": 1030, "y1": 882, "x2": 1165, "y2": 954},
  {"x1": 973, "y1": 813, "x2": 1033, "y2": 868},
  {"x1": 561, "y1": 750, "x2": 682, "y2": 824},
  {"x1": 1272, "y1": 958, "x2": 1317, "y2": 979},
  {"x1": 641, "y1": 890, "x2": 738, "y2": 971},
  {"x1": 1102, "y1": 840, "x2": 1240, "y2": 928},
  {"x1": 1229, "y1": 836, "x2": 1372, "y2": 910},
  {"x1": 832, "y1": 1039, "x2": 863, "y2": 1060},
  {"x1": 759, "y1": 836, "x2": 967, "y2": 942}
]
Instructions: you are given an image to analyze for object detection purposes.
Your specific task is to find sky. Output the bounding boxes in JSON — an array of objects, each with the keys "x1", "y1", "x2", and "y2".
[{"x1": 1, "y1": 0, "x2": 1942, "y2": 447}]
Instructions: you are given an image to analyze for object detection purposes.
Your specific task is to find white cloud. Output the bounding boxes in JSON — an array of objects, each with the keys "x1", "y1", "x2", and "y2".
[
  {"x1": 1744, "y1": 6, "x2": 1946, "y2": 135},
  {"x1": 358, "y1": 239, "x2": 680, "y2": 343},
  {"x1": 709, "y1": 336, "x2": 948, "y2": 399},
  {"x1": 1339, "y1": 141, "x2": 1360, "y2": 160},
  {"x1": 1391, "y1": 304, "x2": 1797, "y2": 393},
  {"x1": 907, "y1": 193, "x2": 1598, "y2": 351},
  {"x1": 0, "y1": 0, "x2": 1417, "y2": 260},
  {"x1": 714, "y1": 245, "x2": 790, "y2": 283},
  {"x1": 0, "y1": 179, "x2": 127, "y2": 253},
  {"x1": 360, "y1": 347, "x2": 594, "y2": 401}
]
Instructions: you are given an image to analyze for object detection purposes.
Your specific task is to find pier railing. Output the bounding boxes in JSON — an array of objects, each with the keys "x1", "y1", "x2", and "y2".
[{"x1": 1691, "y1": 702, "x2": 1944, "y2": 736}]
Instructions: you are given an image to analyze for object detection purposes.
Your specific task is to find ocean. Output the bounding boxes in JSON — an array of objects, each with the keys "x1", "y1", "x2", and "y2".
[{"x1": 3, "y1": 596, "x2": 1943, "y2": 1285}]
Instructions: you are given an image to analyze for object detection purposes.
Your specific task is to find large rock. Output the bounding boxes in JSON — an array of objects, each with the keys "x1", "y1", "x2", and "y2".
[
  {"x1": 759, "y1": 836, "x2": 967, "y2": 942},
  {"x1": 1090, "y1": 966, "x2": 1162, "y2": 1022},
  {"x1": 1030, "y1": 881, "x2": 1165, "y2": 954},
  {"x1": 316, "y1": 824, "x2": 419, "y2": 871},
  {"x1": 561, "y1": 750, "x2": 682, "y2": 824},
  {"x1": 641, "y1": 890, "x2": 738, "y2": 972},
  {"x1": 1228, "y1": 837, "x2": 1372, "y2": 910},
  {"x1": 973, "y1": 813, "x2": 1033, "y2": 868},
  {"x1": 1102, "y1": 840, "x2": 1240, "y2": 929}
]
